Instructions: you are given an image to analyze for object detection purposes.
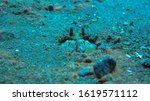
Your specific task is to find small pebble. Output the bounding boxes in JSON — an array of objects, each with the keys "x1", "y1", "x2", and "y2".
[
  {"x1": 142, "y1": 59, "x2": 150, "y2": 69},
  {"x1": 123, "y1": 22, "x2": 129, "y2": 26},
  {"x1": 78, "y1": 68, "x2": 93, "y2": 77},
  {"x1": 84, "y1": 58, "x2": 92, "y2": 63},
  {"x1": 126, "y1": 54, "x2": 131, "y2": 58},
  {"x1": 123, "y1": 41, "x2": 131, "y2": 46}
]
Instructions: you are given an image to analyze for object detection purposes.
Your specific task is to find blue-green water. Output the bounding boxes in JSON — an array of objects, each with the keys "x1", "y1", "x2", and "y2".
[{"x1": 0, "y1": 0, "x2": 150, "y2": 84}]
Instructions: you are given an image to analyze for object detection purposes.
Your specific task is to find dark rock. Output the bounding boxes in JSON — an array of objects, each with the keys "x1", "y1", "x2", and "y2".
[
  {"x1": 113, "y1": 36, "x2": 121, "y2": 44},
  {"x1": 142, "y1": 59, "x2": 150, "y2": 69},
  {"x1": 130, "y1": 22, "x2": 134, "y2": 26},
  {"x1": 78, "y1": 68, "x2": 93, "y2": 77},
  {"x1": 47, "y1": 5, "x2": 54, "y2": 11},
  {"x1": 106, "y1": 35, "x2": 112, "y2": 43},
  {"x1": 84, "y1": 58, "x2": 92, "y2": 63},
  {"x1": 93, "y1": 56, "x2": 116, "y2": 78},
  {"x1": 45, "y1": 5, "x2": 54, "y2": 11}
]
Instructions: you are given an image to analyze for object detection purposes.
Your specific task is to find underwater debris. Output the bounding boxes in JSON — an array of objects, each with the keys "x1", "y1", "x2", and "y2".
[
  {"x1": 93, "y1": 56, "x2": 116, "y2": 79},
  {"x1": 57, "y1": 27, "x2": 100, "y2": 53}
]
